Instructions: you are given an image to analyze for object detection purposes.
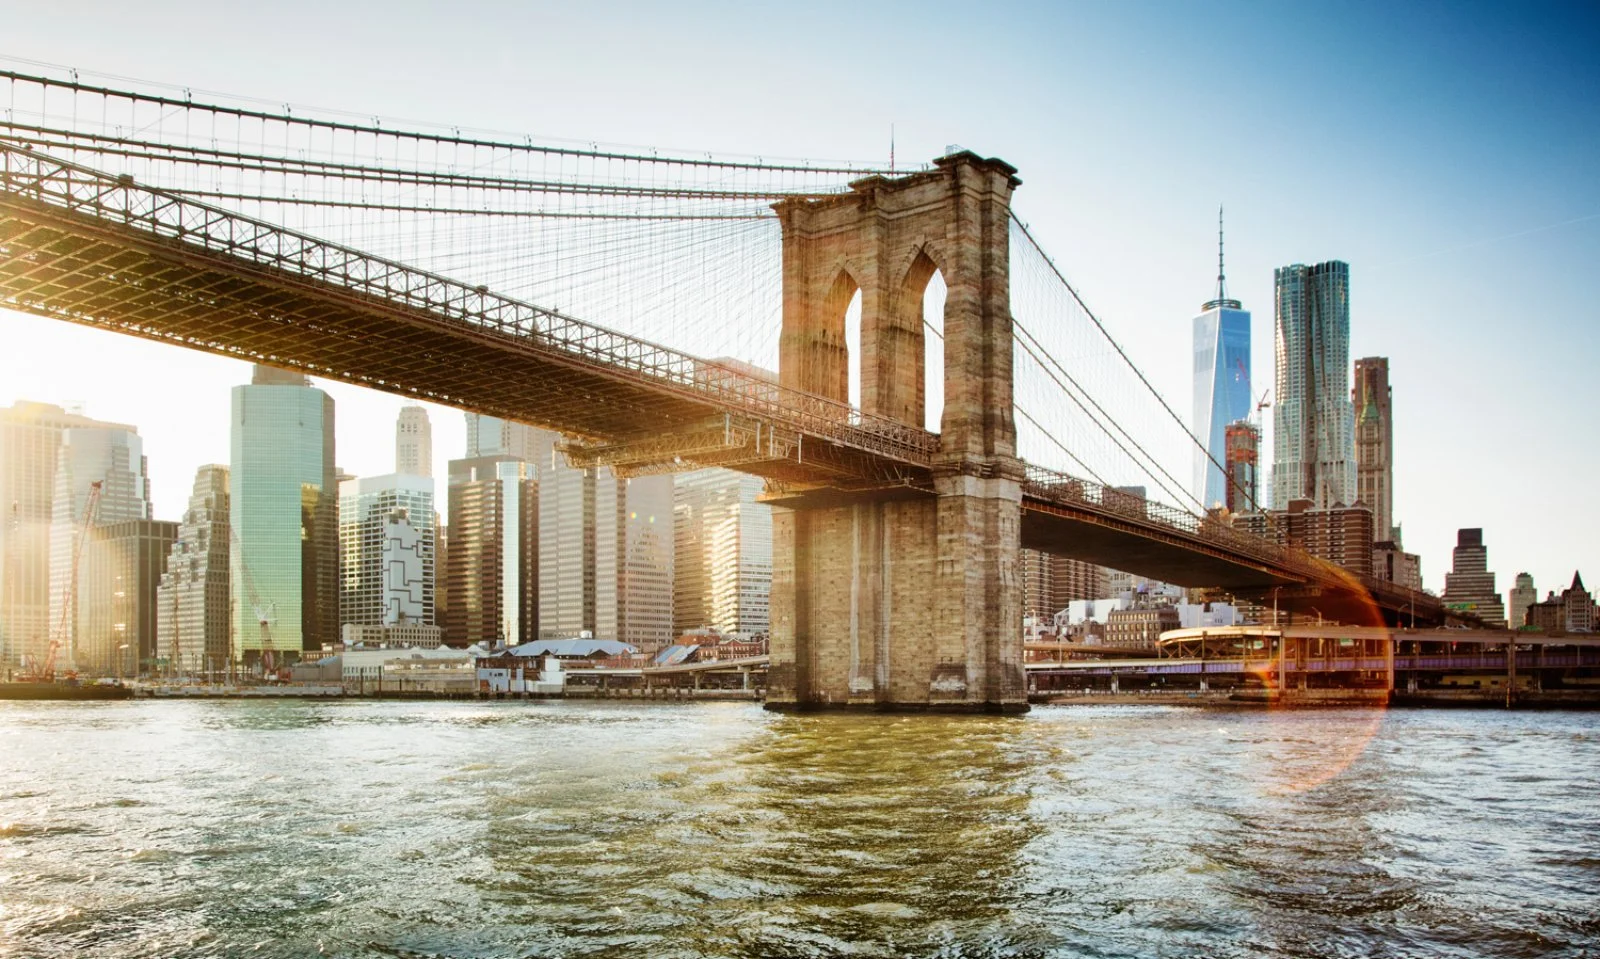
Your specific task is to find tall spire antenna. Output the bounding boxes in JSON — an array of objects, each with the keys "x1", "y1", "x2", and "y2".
[
  {"x1": 1217, "y1": 205, "x2": 1227, "y2": 302},
  {"x1": 1203, "y1": 204, "x2": 1242, "y2": 311}
]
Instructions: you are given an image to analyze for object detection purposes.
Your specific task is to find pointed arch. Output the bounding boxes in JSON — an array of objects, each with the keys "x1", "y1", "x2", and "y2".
[
  {"x1": 921, "y1": 269, "x2": 947, "y2": 434},
  {"x1": 821, "y1": 268, "x2": 861, "y2": 408},
  {"x1": 897, "y1": 249, "x2": 944, "y2": 432}
]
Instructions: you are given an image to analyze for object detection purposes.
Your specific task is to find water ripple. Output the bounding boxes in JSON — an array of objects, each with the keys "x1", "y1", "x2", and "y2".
[{"x1": 1, "y1": 701, "x2": 1597, "y2": 956}]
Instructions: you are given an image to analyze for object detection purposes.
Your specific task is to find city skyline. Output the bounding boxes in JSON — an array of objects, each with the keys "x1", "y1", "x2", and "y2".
[
  {"x1": 0, "y1": 6, "x2": 1595, "y2": 955},
  {"x1": 0, "y1": 1, "x2": 1595, "y2": 594}
]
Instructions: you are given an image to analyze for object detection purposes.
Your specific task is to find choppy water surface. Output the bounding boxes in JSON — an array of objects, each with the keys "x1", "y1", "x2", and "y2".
[{"x1": 1, "y1": 701, "x2": 1597, "y2": 958}]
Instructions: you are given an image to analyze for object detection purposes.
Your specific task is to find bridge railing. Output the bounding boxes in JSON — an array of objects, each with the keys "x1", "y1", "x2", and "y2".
[
  {"x1": 1024, "y1": 464, "x2": 1443, "y2": 611},
  {"x1": 1020, "y1": 464, "x2": 1440, "y2": 606},
  {"x1": 0, "y1": 143, "x2": 940, "y2": 466},
  {"x1": 1022, "y1": 464, "x2": 1323, "y2": 576}
]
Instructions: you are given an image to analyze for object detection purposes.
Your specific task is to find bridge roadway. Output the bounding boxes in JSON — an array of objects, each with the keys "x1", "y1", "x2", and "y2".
[{"x1": 0, "y1": 144, "x2": 1436, "y2": 619}]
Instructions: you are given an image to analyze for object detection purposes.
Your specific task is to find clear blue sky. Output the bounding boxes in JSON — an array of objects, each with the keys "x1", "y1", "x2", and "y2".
[{"x1": 2, "y1": 0, "x2": 1596, "y2": 595}]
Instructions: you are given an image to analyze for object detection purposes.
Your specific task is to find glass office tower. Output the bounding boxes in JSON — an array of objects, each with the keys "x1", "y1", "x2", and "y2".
[
  {"x1": 230, "y1": 365, "x2": 337, "y2": 662},
  {"x1": 48, "y1": 421, "x2": 152, "y2": 669},
  {"x1": 1191, "y1": 211, "x2": 1252, "y2": 510}
]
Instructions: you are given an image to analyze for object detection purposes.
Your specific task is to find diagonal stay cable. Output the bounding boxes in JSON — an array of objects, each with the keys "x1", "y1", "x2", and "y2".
[
  {"x1": 1013, "y1": 318, "x2": 1202, "y2": 511},
  {"x1": 1010, "y1": 213, "x2": 1261, "y2": 514},
  {"x1": 923, "y1": 318, "x2": 1108, "y2": 485}
]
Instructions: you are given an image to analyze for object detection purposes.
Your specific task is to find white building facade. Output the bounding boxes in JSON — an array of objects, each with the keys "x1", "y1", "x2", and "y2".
[
  {"x1": 395, "y1": 405, "x2": 433, "y2": 478},
  {"x1": 339, "y1": 472, "x2": 437, "y2": 630}
]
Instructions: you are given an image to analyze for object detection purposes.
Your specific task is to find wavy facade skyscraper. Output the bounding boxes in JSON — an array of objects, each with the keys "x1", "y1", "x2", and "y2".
[{"x1": 1272, "y1": 261, "x2": 1355, "y2": 510}]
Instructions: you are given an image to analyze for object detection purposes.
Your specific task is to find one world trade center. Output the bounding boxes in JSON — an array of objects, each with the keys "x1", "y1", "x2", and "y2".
[{"x1": 1192, "y1": 209, "x2": 1253, "y2": 511}]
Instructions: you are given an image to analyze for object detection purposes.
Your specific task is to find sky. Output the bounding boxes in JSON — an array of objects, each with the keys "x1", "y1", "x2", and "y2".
[{"x1": 2, "y1": 0, "x2": 1597, "y2": 596}]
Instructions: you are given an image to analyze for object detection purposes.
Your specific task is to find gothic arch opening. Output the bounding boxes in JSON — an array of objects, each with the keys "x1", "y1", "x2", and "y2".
[
  {"x1": 821, "y1": 269, "x2": 863, "y2": 410},
  {"x1": 901, "y1": 251, "x2": 945, "y2": 432}
]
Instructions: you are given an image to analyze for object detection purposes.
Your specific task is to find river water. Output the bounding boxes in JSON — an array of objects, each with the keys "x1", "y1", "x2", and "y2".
[{"x1": 1, "y1": 701, "x2": 1596, "y2": 958}]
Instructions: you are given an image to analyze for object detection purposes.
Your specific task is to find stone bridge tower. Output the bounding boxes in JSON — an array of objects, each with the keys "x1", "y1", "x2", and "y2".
[{"x1": 767, "y1": 152, "x2": 1026, "y2": 711}]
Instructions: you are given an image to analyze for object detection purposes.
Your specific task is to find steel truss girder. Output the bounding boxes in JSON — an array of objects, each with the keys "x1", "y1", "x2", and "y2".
[
  {"x1": 1021, "y1": 463, "x2": 1444, "y2": 621},
  {"x1": 0, "y1": 143, "x2": 939, "y2": 473},
  {"x1": 559, "y1": 413, "x2": 803, "y2": 475}
]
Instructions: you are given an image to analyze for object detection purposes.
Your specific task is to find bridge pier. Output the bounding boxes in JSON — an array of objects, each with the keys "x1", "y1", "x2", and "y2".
[
  {"x1": 767, "y1": 478, "x2": 1025, "y2": 712},
  {"x1": 766, "y1": 152, "x2": 1026, "y2": 712}
]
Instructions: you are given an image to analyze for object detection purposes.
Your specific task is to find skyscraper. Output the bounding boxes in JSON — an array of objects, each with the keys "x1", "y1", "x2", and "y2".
[
  {"x1": 1191, "y1": 210, "x2": 1253, "y2": 509},
  {"x1": 673, "y1": 468, "x2": 771, "y2": 636},
  {"x1": 395, "y1": 405, "x2": 432, "y2": 478},
  {"x1": 596, "y1": 472, "x2": 675, "y2": 652},
  {"x1": 458, "y1": 414, "x2": 675, "y2": 646},
  {"x1": 1272, "y1": 261, "x2": 1355, "y2": 510},
  {"x1": 1050, "y1": 555, "x2": 1110, "y2": 608},
  {"x1": 339, "y1": 473, "x2": 437, "y2": 633},
  {"x1": 445, "y1": 455, "x2": 537, "y2": 647},
  {"x1": 1508, "y1": 572, "x2": 1536, "y2": 630},
  {"x1": 1020, "y1": 551, "x2": 1110, "y2": 624},
  {"x1": 49, "y1": 420, "x2": 153, "y2": 669},
  {"x1": 1223, "y1": 420, "x2": 1261, "y2": 514},
  {"x1": 435, "y1": 522, "x2": 451, "y2": 641},
  {"x1": 1232, "y1": 498, "x2": 1375, "y2": 577},
  {"x1": 465, "y1": 412, "x2": 541, "y2": 461},
  {"x1": 1020, "y1": 549, "x2": 1055, "y2": 624},
  {"x1": 156, "y1": 465, "x2": 232, "y2": 676},
  {"x1": 79, "y1": 519, "x2": 177, "y2": 675},
  {"x1": 230, "y1": 364, "x2": 338, "y2": 662},
  {"x1": 3, "y1": 402, "x2": 151, "y2": 669},
  {"x1": 530, "y1": 430, "x2": 597, "y2": 640},
  {"x1": 1440, "y1": 528, "x2": 1506, "y2": 627},
  {"x1": 1352, "y1": 357, "x2": 1394, "y2": 542}
]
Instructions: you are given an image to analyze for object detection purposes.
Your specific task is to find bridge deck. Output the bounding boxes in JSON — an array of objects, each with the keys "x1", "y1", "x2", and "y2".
[
  {"x1": 0, "y1": 145, "x2": 934, "y2": 489},
  {"x1": 0, "y1": 144, "x2": 1437, "y2": 616}
]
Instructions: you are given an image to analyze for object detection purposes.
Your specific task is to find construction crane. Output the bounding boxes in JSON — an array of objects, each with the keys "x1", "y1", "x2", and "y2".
[
  {"x1": 25, "y1": 481, "x2": 102, "y2": 682},
  {"x1": 228, "y1": 526, "x2": 278, "y2": 679}
]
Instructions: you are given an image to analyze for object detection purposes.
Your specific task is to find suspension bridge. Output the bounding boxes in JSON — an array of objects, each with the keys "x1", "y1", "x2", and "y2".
[{"x1": 0, "y1": 68, "x2": 1444, "y2": 710}]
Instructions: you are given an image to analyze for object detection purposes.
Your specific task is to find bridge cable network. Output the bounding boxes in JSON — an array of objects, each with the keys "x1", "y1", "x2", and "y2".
[
  {"x1": 1008, "y1": 215, "x2": 1264, "y2": 518},
  {"x1": 5, "y1": 61, "x2": 1256, "y2": 530},
  {"x1": 0, "y1": 65, "x2": 1451, "y2": 621}
]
